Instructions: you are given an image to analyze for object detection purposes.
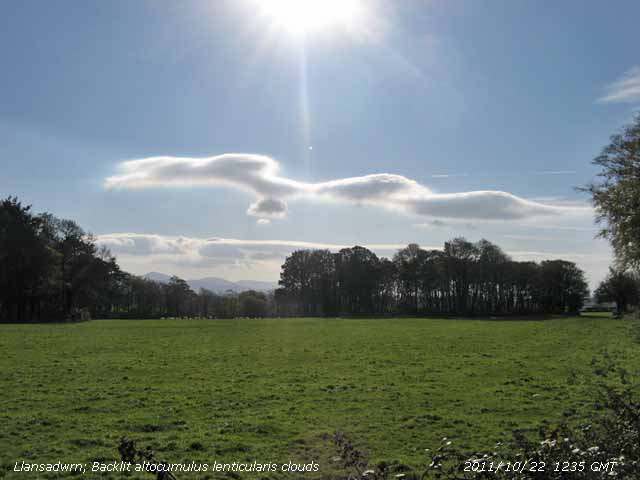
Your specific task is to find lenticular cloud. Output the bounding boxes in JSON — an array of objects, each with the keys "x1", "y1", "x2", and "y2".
[{"x1": 105, "y1": 153, "x2": 590, "y2": 222}]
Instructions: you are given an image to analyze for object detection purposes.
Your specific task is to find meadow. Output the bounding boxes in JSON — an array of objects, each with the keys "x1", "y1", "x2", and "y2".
[{"x1": 0, "y1": 316, "x2": 638, "y2": 479}]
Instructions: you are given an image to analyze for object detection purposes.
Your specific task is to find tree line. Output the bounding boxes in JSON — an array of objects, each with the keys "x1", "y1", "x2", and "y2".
[
  {"x1": 0, "y1": 195, "x2": 598, "y2": 322},
  {"x1": 274, "y1": 239, "x2": 590, "y2": 317},
  {"x1": 0, "y1": 197, "x2": 271, "y2": 322}
]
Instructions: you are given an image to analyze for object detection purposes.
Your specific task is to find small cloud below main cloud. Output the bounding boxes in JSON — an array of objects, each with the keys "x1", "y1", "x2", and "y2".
[{"x1": 247, "y1": 197, "x2": 288, "y2": 219}]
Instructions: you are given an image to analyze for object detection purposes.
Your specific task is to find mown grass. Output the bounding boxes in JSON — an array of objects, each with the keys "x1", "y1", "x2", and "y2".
[{"x1": 0, "y1": 316, "x2": 638, "y2": 479}]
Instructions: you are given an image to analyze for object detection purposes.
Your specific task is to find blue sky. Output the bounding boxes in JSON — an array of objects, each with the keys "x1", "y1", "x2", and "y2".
[{"x1": 2, "y1": 0, "x2": 639, "y2": 287}]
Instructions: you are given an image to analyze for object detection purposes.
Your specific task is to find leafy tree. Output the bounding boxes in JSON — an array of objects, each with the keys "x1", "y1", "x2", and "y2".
[
  {"x1": 39, "y1": 214, "x2": 122, "y2": 318},
  {"x1": 443, "y1": 238, "x2": 480, "y2": 314},
  {"x1": 378, "y1": 257, "x2": 398, "y2": 315},
  {"x1": 595, "y1": 269, "x2": 639, "y2": 313},
  {"x1": 0, "y1": 197, "x2": 55, "y2": 321},
  {"x1": 278, "y1": 250, "x2": 315, "y2": 315},
  {"x1": 475, "y1": 239, "x2": 510, "y2": 313},
  {"x1": 164, "y1": 276, "x2": 195, "y2": 317},
  {"x1": 335, "y1": 246, "x2": 382, "y2": 315},
  {"x1": 538, "y1": 260, "x2": 589, "y2": 314},
  {"x1": 196, "y1": 288, "x2": 217, "y2": 318},
  {"x1": 277, "y1": 240, "x2": 589, "y2": 317},
  {"x1": 393, "y1": 244, "x2": 424, "y2": 314},
  {"x1": 278, "y1": 249, "x2": 337, "y2": 315},
  {"x1": 582, "y1": 114, "x2": 640, "y2": 269},
  {"x1": 238, "y1": 290, "x2": 268, "y2": 317}
]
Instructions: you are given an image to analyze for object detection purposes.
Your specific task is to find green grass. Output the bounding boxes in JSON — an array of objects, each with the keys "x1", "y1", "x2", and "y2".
[{"x1": 0, "y1": 317, "x2": 638, "y2": 478}]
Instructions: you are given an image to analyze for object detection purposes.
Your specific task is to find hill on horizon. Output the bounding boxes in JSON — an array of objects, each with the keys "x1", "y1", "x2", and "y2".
[{"x1": 144, "y1": 272, "x2": 277, "y2": 293}]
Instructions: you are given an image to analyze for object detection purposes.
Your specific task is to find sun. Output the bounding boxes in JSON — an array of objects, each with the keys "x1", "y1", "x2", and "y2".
[{"x1": 257, "y1": 0, "x2": 362, "y2": 36}]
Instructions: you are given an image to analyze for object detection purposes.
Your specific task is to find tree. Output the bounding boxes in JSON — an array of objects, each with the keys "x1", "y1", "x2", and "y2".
[
  {"x1": 443, "y1": 238, "x2": 480, "y2": 314},
  {"x1": 278, "y1": 250, "x2": 315, "y2": 315},
  {"x1": 278, "y1": 249, "x2": 337, "y2": 316},
  {"x1": 475, "y1": 239, "x2": 510, "y2": 314},
  {"x1": 164, "y1": 276, "x2": 195, "y2": 317},
  {"x1": 0, "y1": 197, "x2": 56, "y2": 321},
  {"x1": 393, "y1": 244, "x2": 424, "y2": 314},
  {"x1": 335, "y1": 246, "x2": 381, "y2": 315},
  {"x1": 581, "y1": 114, "x2": 640, "y2": 269},
  {"x1": 238, "y1": 290, "x2": 268, "y2": 317},
  {"x1": 538, "y1": 260, "x2": 589, "y2": 314},
  {"x1": 594, "y1": 269, "x2": 639, "y2": 313},
  {"x1": 276, "y1": 239, "x2": 590, "y2": 317},
  {"x1": 39, "y1": 214, "x2": 122, "y2": 319}
]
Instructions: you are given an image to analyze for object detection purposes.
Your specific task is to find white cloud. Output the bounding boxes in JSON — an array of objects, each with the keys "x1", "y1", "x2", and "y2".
[
  {"x1": 98, "y1": 233, "x2": 396, "y2": 258},
  {"x1": 105, "y1": 154, "x2": 591, "y2": 222},
  {"x1": 414, "y1": 219, "x2": 477, "y2": 230},
  {"x1": 406, "y1": 190, "x2": 568, "y2": 220},
  {"x1": 96, "y1": 233, "x2": 202, "y2": 256},
  {"x1": 247, "y1": 197, "x2": 288, "y2": 218},
  {"x1": 97, "y1": 233, "x2": 418, "y2": 267},
  {"x1": 598, "y1": 66, "x2": 640, "y2": 104}
]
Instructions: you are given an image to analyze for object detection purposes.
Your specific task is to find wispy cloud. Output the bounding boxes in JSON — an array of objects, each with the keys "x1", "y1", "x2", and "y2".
[
  {"x1": 529, "y1": 170, "x2": 576, "y2": 175},
  {"x1": 105, "y1": 154, "x2": 591, "y2": 223},
  {"x1": 430, "y1": 173, "x2": 469, "y2": 178},
  {"x1": 598, "y1": 66, "x2": 640, "y2": 104},
  {"x1": 502, "y1": 234, "x2": 569, "y2": 242}
]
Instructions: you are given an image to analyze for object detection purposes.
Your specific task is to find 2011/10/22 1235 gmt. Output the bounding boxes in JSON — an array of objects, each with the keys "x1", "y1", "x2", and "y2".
[{"x1": 464, "y1": 460, "x2": 619, "y2": 474}]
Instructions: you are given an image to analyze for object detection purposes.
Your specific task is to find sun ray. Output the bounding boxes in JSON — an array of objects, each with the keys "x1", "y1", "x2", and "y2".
[{"x1": 297, "y1": 43, "x2": 313, "y2": 176}]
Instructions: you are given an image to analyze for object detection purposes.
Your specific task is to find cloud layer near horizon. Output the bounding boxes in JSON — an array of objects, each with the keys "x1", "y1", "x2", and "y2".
[
  {"x1": 104, "y1": 154, "x2": 590, "y2": 223},
  {"x1": 97, "y1": 232, "x2": 411, "y2": 262},
  {"x1": 96, "y1": 232, "x2": 611, "y2": 288}
]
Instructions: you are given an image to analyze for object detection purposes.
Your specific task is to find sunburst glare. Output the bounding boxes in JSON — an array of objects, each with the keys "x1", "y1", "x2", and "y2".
[{"x1": 256, "y1": 0, "x2": 363, "y2": 36}]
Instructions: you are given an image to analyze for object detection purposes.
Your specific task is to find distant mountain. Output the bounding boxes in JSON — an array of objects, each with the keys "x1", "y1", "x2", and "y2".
[
  {"x1": 144, "y1": 272, "x2": 172, "y2": 283},
  {"x1": 143, "y1": 272, "x2": 277, "y2": 293},
  {"x1": 235, "y1": 280, "x2": 279, "y2": 291},
  {"x1": 188, "y1": 277, "x2": 239, "y2": 293}
]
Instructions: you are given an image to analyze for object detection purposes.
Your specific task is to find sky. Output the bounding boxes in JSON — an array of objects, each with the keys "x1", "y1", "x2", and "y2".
[{"x1": 2, "y1": 0, "x2": 639, "y2": 289}]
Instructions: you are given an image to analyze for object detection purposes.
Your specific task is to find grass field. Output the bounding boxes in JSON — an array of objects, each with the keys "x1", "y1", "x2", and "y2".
[{"x1": 1, "y1": 316, "x2": 638, "y2": 479}]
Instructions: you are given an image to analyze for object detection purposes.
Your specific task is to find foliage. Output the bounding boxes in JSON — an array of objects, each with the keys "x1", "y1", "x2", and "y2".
[
  {"x1": 594, "y1": 268, "x2": 640, "y2": 312},
  {"x1": 238, "y1": 290, "x2": 268, "y2": 317},
  {"x1": 118, "y1": 437, "x2": 177, "y2": 480},
  {"x1": 277, "y1": 239, "x2": 589, "y2": 317},
  {"x1": 581, "y1": 113, "x2": 640, "y2": 269},
  {"x1": 0, "y1": 197, "x2": 122, "y2": 322}
]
